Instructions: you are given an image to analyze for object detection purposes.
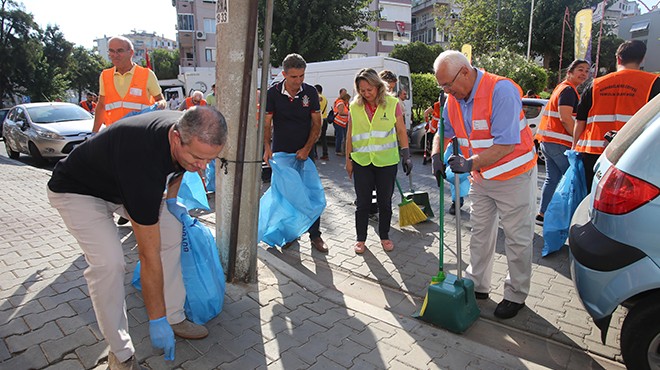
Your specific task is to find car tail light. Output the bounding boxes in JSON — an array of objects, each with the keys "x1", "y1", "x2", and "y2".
[{"x1": 593, "y1": 166, "x2": 660, "y2": 215}]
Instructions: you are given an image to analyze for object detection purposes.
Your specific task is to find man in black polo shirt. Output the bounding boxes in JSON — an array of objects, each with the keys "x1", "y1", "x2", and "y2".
[
  {"x1": 263, "y1": 53, "x2": 327, "y2": 253},
  {"x1": 47, "y1": 107, "x2": 227, "y2": 369}
]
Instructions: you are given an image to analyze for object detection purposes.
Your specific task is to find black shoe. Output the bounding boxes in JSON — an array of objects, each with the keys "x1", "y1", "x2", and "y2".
[
  {"x1": 494, "y1": 299, "x2": 525, "y2": 319},
  {"x1": 535, "y1": 214, "x2": 544, "y2": 226},
  {"x1": 474, "y1": 292, "x2": 489, "y2": 300},
  {"x1": 459, "y1": 197, "x2": 464, "y2": 207},
  {"x1": 448, "y1": 202, "x2": 458, "y2": 215},
  {"x1": 117, "y1": 216, "x2": 129, "y2": 225}
]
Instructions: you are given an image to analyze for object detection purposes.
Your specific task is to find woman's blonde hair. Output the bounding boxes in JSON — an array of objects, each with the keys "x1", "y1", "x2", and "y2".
[{"x1": 352, "y1": 68, "x2": 388, "y2": 107}]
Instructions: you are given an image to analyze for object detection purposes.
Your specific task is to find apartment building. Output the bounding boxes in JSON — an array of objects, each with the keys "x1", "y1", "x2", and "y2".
[{"x1": 95, "y1": 31, "x2": 177, "y2": 66}]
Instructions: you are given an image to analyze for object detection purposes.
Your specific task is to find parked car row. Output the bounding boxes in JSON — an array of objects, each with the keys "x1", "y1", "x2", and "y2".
[{"x1": 2, "y1": 102, "x2": 94, "y2": 164}]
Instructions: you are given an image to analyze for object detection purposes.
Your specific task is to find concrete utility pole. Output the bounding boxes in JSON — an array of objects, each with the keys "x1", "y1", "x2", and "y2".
[
  {"x1": 526, "y1": 0, "x2": 535, "y2": 59},
  {"x1": 215, "y1": 0, "x2": 261, "y2": 282}
]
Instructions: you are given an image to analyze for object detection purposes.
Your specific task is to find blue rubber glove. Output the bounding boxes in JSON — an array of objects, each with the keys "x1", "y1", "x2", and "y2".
[
  {"x1": 400, "y1": 147, "x2": 413, "y2": 175},
  {"x1": 447, "y1": 154, "x2": 473, "y2": 173},
  {"x1": 166, "y1": 198, "x2": 187, "y2": 222},
  {"x1": 149, "y1": 316, "x2": 175, "y2": 361}
]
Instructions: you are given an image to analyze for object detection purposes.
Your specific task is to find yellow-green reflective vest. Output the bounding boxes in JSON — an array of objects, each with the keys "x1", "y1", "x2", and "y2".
[{"x1": 350, "y1": 95, "x2": 400, "y2": 167}]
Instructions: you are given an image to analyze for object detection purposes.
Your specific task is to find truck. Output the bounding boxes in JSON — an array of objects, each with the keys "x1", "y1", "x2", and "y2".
[
  {"x1": 268, "y1": 56, "x2": 413, "y2": 135},
  {"x1": 159, "y1": 68, "x2": 216, "y2": 107}
]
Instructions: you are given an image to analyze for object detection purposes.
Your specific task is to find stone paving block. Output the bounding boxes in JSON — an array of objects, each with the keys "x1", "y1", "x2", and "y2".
[
  {"x1": 324, "y1": 339, "x2": 371, "y2": 368},
  {"x1": 221, "y1": 296, "x2": 259, "y2": 319},
  {"x1": 0, "y1": 339, "x2": 9, "y2": 362},
  {"x1": 220, "y1": 327, "x2": 264, "y2": 357},
  {"x1": 42, "y1": 358, "x2": 85, "y2": 370},
  {"x1": 280, "y1": 305, "x2": 318, "y2": 326},
  {"x1": 0, "y1": 345, "x2": 48, "y2": 369},
  {"x1": 25, "y1": 302, "x2": 76, "y2": 330},
  {"x1": 288, "y1": 319, "x2": 326, "y2": 344},
  {"x1": 41, "y1": 326, "x2": 97, "y2": 362},
  {"x1": 144, "y1": 340, "x2": 200, "y2": 370},
  {"x1": 248, "y1": 285, "x2": 285, "y2": 306},
  {"x1": 288, "y1": 336, "x2": 331, "y2": 365},
  {"x1": 50, "y1": 275, "x2": 87, "y2": 294},
  {"x1": 307, "y1": 355, "x2": 345, "y2": 370},
  {"x1": 356, "y1": 342, "x2": 406, "y2": 368},
  {"x1": 189, "y1": 324, "x2": 232, "y2": 354},
  {"x1": 255, "y1": 299, "x2": 291, "y2": 323},
  {"x1": 6, "y1": 321, "x2": 63, "y2": 353},
  {"x1": 38, "y1": 287, "x2": 86, "y2": 310},
  {"x1": 260, "y1": 332, "x2": 304, "y2": 362},
  {"x1": 55, "y1": 308, "x2": 97, "y2": 335},
  {"x1": 222, "y1": 310, "x2": 261, "y2": 336},
  {"x1": 380, "y1": 327, "x2": 416, "y2": 352},
  {"x1": 75, "y1": 341, "x2": 109, "y2": 369},
  {"x1": 273, "y1": 348, "x2": 314, "y2": 370},
  {"x1": 252, "y1": 316, "x2": 292, "y2": 342},
  {"x1": 396, "y1": 343, "x2": 437, "y2": 369},
  {"x1": 180, "y1": 343, "x2": 237, "y2": 369},
  {"x1": 220, "y1": 347, "x2": 269, "y2": 370},
  {"x1": 0, "y1": 316, "x2": 29, "y2": 339},
  {"x1": 309, "y1": 322, "x2": 357, "y2": 348},
  {"x1": 308, "y1": 307, "x2": 350, "y2": 329}
]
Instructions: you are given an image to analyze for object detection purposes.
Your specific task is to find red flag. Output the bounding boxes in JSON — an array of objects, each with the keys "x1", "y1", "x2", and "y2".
[{"x1": 145, "y1": 50, "x2": 152, "y2": 70}]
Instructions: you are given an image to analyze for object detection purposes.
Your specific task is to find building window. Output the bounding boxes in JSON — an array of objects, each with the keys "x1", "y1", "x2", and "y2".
[
  {"x1": 204, "y1": 18, "x2": 215, "y2": 34},
  {"x1": 178, "y1": 14, "x2": 194, "y2": 31},
  {"x1": 205, "y1": 48, "x2": 216, "y2": 62},
  {"x1": 378, "y1": 31, "x2": 393, "y2": 41}
]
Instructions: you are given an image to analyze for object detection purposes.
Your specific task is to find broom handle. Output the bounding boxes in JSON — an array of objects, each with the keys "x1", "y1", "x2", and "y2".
[
  {"x1": 394, "y1": 178, "x2": 405, "y2": 199},
  {"x1": 408, "y1": 172, "x2": 414, "y2": 192},
  {"x1": 438, "y1": 99, "x2": 444, "y2": 273},
  {"x1": 452, "y1": 136, "x2": 463, "y2": 279}
]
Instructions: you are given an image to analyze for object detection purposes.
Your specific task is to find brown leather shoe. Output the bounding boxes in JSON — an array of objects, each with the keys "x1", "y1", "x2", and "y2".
[{"x1": 311, "y1": 236, "x2": 328, "y2": 253}]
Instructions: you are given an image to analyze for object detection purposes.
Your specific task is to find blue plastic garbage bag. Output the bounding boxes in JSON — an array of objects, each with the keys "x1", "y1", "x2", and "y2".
[
  {"x1": 205, "y1": 162, "x2": 216, "y2": 193},
  {"x1": 122, "y1": 103, "x2": 160, "y2": 119},
  {"x1": 443, "y1": 142, "x2": 470, "y2": 199},
  {"x1": 542, "y1": 150, "x2": 588, "y2": 257},
  {"x1": 132, "y1": 199, "x2": 226, "y2": 325},
  {"x1": 177, "y1": 171, "x2": 210, "y2": 211},
  {"x1": 258, "y1": 153, "x2": 326, "y2": 247}
]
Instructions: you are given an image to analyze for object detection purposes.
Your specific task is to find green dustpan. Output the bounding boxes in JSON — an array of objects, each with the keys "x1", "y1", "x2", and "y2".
[{"x1": 413, "y1": 104, "x2": 480, "y2": 334}]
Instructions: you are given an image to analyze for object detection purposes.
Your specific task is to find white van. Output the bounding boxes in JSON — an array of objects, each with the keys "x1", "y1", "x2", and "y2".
[{"x1": 270, "y1": 56, "x2": 413, "y2": 136}]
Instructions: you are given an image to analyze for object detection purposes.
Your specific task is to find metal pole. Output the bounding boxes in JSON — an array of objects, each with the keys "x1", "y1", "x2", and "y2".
[
  {"x1": 594, "y1": 0, "x2": 607, "y2": 77},
  {"x1": 558, "y1": 7, "x2": 568, "y2": 85},
  {"x1": 526, "y1": 0, "x2": 535, "y2": 59},
  {"x1": 496, "y1": 0, "x2": 500, "y2": 51}
]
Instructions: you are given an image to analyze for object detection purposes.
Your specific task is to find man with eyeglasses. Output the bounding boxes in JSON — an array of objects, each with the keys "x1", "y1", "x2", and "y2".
[
  {"x1": 93, "y1": 36, "x2": 166, "y2": 134},
  {"x1": 47, "y1": 107, "x2": 226, "y2": 370},
  {"x1": 430, "y1": 50, "x2": 537, "y2": 320}
]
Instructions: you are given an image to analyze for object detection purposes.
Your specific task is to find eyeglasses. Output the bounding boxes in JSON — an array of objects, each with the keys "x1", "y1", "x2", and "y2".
[
  {"x1": 439, "y1": 68, "x2": 463, "y2": 90},
  {"x1": 108, "y1": 48, "x2": 127, "y2": 55}
]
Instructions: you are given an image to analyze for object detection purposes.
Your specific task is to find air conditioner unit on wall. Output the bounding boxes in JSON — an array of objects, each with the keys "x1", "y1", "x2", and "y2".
[{"x1": 195, "y1": 31, "x2": 206, "y2": 40}]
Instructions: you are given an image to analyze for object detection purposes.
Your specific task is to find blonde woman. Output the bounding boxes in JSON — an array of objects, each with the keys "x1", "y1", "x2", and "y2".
[{"x1": 346, "y1": 68, "x2": 412, "y2": 254}]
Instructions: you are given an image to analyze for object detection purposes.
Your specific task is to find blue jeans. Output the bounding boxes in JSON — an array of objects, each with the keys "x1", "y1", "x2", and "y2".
[
  {"x1": 334, "y1": 123, "x2": 346, "y2": 154},
  {"x1": 539, "y1": 142, "x2": 570, "y2": 214}
]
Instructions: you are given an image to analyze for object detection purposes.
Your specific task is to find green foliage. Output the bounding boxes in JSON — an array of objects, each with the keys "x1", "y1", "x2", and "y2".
[
  {"x1": 474, "y1": 48, "x2": 548, "y2": 94},
  {"x1": 24, "y1": 25, "x2": 74, "y2": 102},
  {"x1": 411, "y1": 73, "x2": 440, "y2": 124},
  {"x1": 68, "y1": 46, "x2": 108, "y2": 101},
  {"x1": 151, "y1": 48, "x2": 180, "y2": 80},
  {"x1": 258, "y1": 0, "x2": 378, "y2": 66},
  {"x1": 390, "y1": 42, "x2": 443, "y2": 74}
]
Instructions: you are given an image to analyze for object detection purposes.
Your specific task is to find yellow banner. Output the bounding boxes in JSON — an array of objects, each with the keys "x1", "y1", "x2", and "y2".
[
  {"x1": 461, "y1": 44, "x2": 472, "y2": 63},
  {"x1": 575, "y1": 9, "x2": 593, "y2": 60}
]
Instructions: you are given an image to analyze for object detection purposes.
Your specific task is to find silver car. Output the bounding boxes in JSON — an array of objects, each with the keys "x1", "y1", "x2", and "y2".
[{"x1": 2, "y1": 102, "x2": 93, "y2": 163}]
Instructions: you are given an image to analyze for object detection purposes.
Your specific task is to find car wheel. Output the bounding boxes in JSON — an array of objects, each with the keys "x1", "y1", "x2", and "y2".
[
  {"x1": 620, "y1": 294, "x2": 660, "y2": 370},
  {"x1": 28, "y1": 141, "x2": 46, "y2": 165},
  {"x1": 4, "y1": 138, "x2": 19, "y2": 159},
  {"x1": 535, "y1": 141, "x2": 546, "y2": 164}
]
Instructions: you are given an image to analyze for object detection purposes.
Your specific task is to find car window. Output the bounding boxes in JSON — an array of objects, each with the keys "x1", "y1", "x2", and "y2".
[
  {"x1": 27, "y1": 105, "x2": 92, "y2": 123},
  {"x1": 7, "y1": 108, "x2": 18, "y2": 121},
  {"x1": 605, "y1": 94, "x2": 660, "y2": 164},
  {"x1": 15, "y1": 109, "x2": 27, "y2": 123},
  {"x1": 399, "y1": 76, "x2": 410, "y2": 101},
  {"x1": 522, "y1": 102, "x2": 544, "y2": 120}
]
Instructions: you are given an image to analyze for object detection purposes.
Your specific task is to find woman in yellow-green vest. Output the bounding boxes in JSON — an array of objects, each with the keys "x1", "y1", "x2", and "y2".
[{"x1": 345, "y1": 68, "x2": 412, "y2": 255}]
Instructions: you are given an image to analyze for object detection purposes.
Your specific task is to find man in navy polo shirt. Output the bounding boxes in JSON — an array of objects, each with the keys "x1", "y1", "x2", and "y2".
[{"x1": 263, "y1": 53, "x2": 327, "y2": 253}]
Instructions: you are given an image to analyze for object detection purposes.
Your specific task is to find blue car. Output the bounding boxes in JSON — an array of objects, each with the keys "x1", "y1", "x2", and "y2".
[{"x1": 569, "y1": 94, "x2": 660, "y2": 369}]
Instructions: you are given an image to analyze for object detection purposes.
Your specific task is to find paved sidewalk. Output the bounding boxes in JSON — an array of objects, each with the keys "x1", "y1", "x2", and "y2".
[{"x1": 0, "y1": 151, "x2": 623, "y2": 369}]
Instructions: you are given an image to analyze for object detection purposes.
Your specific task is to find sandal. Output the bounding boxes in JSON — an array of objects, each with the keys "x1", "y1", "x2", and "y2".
[
  {"x1": 381, "y1": 239, "x2": 394, "y2": 252},
  {"x1": 354, "y1": 242, "x2": 366, "y2": 254}
]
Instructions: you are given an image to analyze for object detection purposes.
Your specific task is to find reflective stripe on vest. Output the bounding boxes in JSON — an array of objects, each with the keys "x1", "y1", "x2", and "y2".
[
  {"x1": 576, "y1": 69, "x2": 657, "y2": 154},
  {"x1": 535, "y1": 81, "x2": 578, "y2": 147},
  {"x1": 101, "y1": 65, "x2": 153, "y2": 125},
  {"x1": 349, "y1": 95, "x2": 400, "y2": 167},
  {"x1": 333, "y1": 99, "x2": 348, "y2": 127},
  {"x1": 447, "y1": 71, "x2": 536, "y2": 181}
]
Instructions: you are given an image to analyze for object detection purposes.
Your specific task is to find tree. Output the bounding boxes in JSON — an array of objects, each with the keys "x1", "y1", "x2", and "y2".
[
  {"x1": 0, "y1": 0, "x2": 42, "y2": 106},
  {"x1": 151, "y1": 48, "x2": 180, "y2": 80},
  {"x1": 258, "y1": 0, "x2": 378, "y2": 66},
  {"x1": 68, "y1": 46, "x2": 108, "y2": 101},
  {"x1": 411, "y1": 73, "x2": 440, "y2": 124},
  {"x1": 390, "y1": 42, "x2": 443, "y2": 74},
  {"x1": 474, "y1": 48, "x2": 548, "y2": 95},
  {"x1": 25, "y1": 25, "x2": 73, "y2": 102}
]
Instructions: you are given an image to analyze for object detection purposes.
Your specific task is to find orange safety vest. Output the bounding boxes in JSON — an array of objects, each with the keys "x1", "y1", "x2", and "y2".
[
  {"x1": 428, "y1": 101, "x2": 440, "y2": 133},
  {"x1": 333, "y1": 99, "x2": 348, "y2": 128},
  {"x1": 576, "y1": 69, "x2": 657, "y2": 154},
  {"x1": 447, "y1": 72, "x2": 537, "y2": 181},
  {"x1": 535, "y1": 80, "x2": 579, "y2": 147},
  {"x1": 182, "y1": 96, "x2": 207, "y2": 110},
  {"x1": 101, "y1": 65, "x2": 154, "y2": 125},
  {"x1": 80, "y1": 100, "x2": 96, "y2": 113}
]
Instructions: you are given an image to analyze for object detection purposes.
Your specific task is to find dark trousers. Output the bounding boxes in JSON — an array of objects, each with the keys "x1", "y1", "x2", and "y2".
[
  {"x1": 320, "y1": 118, "x2": 329, "y2": 157},
  {"x1": 581, "y1": 152, "x2": 600, "y2": 193},
  {"x1": 353, "y1": 162, "x2": 397, "y2": 241},
  {"x1": 307, "y1": 154, "x2": 321, "y2": 239}
]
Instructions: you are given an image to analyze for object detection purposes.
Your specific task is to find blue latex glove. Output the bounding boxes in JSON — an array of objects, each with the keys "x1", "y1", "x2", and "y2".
[
  {"x1": 400, "y1": 147, "x2": 413, "y2": 175},
  {"x1": 149, "y1": 316, "x2": 175, "y2": 361},
  {"x1": 448, "y1": 154, "x2": 473, "y2": 173},
  {"x1": 166, "y1": 198, "x2": 188, "y2": 222}
]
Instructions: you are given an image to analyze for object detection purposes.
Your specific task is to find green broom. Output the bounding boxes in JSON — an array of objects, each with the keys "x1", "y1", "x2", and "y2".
[{"x1": 395, "y1": 178, "x2": 428, "y2": 227}]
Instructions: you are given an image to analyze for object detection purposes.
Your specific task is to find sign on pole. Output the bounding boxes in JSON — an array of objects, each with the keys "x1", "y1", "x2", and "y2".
[
  {"x1": 575, "y1": 9, "x2": 593, "y2": 62},
  {"x1": 461, "y1": 44, "x2": 472, "y2": 63}
]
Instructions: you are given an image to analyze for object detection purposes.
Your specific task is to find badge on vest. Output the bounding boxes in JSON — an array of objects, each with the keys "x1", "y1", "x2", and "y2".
[
  {"x1": 129, "y1": 87, "x2": 144, "y2": 97},
  {"x1": 473, "y1": 119, "x2": 488, "y2": 130},
  {"x1": 302, "y1": 95, "x2": 310, "y2": 107}
]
